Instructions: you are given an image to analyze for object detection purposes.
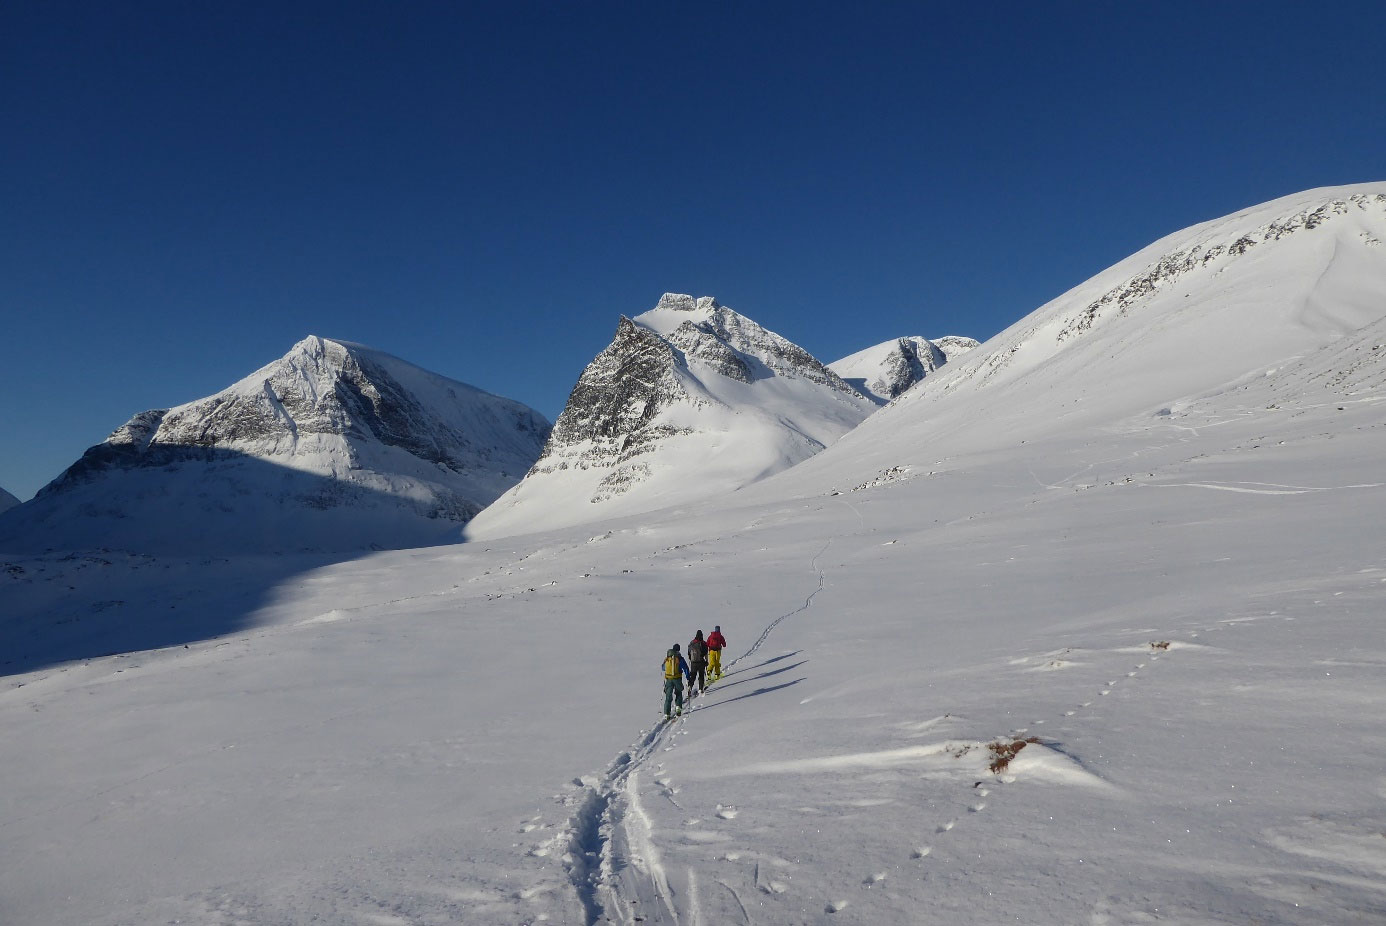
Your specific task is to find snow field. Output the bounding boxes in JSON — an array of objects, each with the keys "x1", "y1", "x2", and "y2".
[
  {"x1": 5, "y1": 376, "x2": 1386, "y2": 923},
  {"x1": 5, "y1": 185, "x2": 1386, "y2": 923}
]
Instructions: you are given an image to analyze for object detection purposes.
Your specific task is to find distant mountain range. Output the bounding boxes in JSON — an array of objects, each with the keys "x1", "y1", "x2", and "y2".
[
  {"x1": 0, "y1": 337, "x2": 550, "y2": 554},
  {"x1": 12, "y1": 183, "x2": 1382, "y2": 556},
  {"x1": 15, "y1": 174, "x2": 1383, "y2": 557}
]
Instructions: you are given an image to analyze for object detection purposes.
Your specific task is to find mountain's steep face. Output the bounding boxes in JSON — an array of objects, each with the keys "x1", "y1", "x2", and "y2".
[
  {"x1": 466, "y1": 295, "x2": 877, "y2": 538},
  {"x1": 0, "y1": 487, "x2": 18, "y2": 515},
  {"x1": 546, "y1": 317, "x2": 689, "y2": 449},
  {"x1": 0, "y1": 337, "x2": 551, "y2": 554},
  {"x1": 829, "y1": 335, "x2": 980, "y2": 404}
]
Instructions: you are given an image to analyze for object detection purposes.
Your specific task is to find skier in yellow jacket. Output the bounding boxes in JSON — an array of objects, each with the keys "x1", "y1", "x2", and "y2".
[{"x1": 661, "y1": 643, "x2": 691, "y2": 719}]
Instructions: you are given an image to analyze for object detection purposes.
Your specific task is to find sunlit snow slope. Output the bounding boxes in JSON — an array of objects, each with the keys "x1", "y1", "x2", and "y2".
[
  {"x1": 0, "y1": 336, "x2": 550, "y2": 554},
  {"x1": 3, "y1": 185, "x2": 1386, "y2": 926}
]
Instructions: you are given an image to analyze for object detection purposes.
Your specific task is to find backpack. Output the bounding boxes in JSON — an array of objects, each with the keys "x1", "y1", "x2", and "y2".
[
  {"x1": 664, "y1": 654, "x2": 680, "y2": 680},
  {"x1": 688, "y1": 639, "x2": 708, "y2": 664}
]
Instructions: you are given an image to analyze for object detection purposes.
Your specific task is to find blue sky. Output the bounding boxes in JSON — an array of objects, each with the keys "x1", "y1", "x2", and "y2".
[{"x1": 3, "y1": 1, "x2": 1384, "y2": 500}]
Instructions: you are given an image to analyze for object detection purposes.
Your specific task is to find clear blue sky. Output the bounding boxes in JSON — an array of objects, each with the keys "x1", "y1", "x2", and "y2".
[{"x1": 3, "y1": 1, "x2": 1384, "y2": 500}]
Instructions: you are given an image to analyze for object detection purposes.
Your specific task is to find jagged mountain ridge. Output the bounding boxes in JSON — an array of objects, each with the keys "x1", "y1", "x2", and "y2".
[
  {"x1": 829, "y1": 335, "x2": 980, "y2": 404},
  {"x1": 466, "y1": 294, "x2": 878, "y2": 539},
  {"x1": 0, "y1": 486, "x2": 19, "y2": 515},
  {"x1": 0, "y1": 337, "x2": 551, "y2": 553}
]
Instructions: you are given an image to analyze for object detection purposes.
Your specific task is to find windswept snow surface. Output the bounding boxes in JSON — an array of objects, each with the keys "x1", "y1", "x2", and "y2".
[{"x1": 4, "y1": 185, "x2": 1386, "y2": 925}]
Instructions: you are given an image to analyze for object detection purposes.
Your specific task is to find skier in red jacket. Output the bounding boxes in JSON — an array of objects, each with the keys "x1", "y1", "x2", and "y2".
[{"x1": 706, "y1": 625, "x2": 726, "y2": 681}]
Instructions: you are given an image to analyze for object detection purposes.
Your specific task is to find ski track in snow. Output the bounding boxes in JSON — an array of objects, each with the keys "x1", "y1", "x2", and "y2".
[
  {"x1": 1147, "y1": 480, "x2": 1383, "y2": 495},
  {"x1": 550, "y1": 512, "x2": 839, "y2": 924}
]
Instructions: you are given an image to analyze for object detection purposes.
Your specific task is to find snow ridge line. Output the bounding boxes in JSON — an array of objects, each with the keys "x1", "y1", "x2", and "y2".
[{"x1": 729, "y1": 536, "x2": 833, "y2": 669}]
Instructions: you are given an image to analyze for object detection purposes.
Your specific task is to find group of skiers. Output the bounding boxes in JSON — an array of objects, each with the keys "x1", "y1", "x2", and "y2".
[{"x1": 661, "y1": 625, "x2": 726, "y2": 718}]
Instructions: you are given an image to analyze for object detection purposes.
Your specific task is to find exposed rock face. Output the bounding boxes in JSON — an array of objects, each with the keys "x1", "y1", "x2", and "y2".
[
  {"x1": 546, "y1": 317, "x2": 689, "y2": 449},
  {"x1": 467, "y1": 295, "x2": 878, "y2": 539},
  {"x1": 666, "y1": 321, "x2": 753, "y2": 383},
  {"x1": 4, "y1": 337, "x2": 551, "y2": 553},
  {"x1": 829, "y1": 335, "x2": 980, "y2": 405}
]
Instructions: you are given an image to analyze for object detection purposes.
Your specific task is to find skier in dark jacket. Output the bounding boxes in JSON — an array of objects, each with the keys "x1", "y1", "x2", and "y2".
[
  {"x1": 687, "y1": 630, "x2": 709, "y2": 694},
  {"x1": 661, "y1": 643, "x2": 691, "y2": 719}
]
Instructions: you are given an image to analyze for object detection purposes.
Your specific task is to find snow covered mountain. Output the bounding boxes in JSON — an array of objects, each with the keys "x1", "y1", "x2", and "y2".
[
  {"x1": 7, "y1": 185, "x2": 1386, "y2": 926},
  {"x1": 466, "y1": 294, "x2": 877, "y2": 538},
  {"x1": 0, "y1": 486, "x2": 18, "y2": 514},
  {"x1": 0, "y1": 336, "x2": 550, "y2": 554},
  {"x1": 829, "y1": 334, "x2": 979, "y2": 404}
]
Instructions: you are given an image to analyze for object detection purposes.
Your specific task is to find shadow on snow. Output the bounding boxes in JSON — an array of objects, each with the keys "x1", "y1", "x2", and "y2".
[{"x1": 0, "y1": 449, "x2": 478, "y2": 678}]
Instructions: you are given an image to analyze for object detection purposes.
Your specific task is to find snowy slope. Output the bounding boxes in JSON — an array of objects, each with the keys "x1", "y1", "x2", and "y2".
[
  {"x1": 4, "y1": 185, "x2": 1386, "y2": 926},
  {"x1": 0, "y1": 486, "x2": 18, "y2": 514},
  {"x1": 829, "y1": 335, "x2": 979, "y2": 404},
  {"x1": 466, "y1": 294, "x2": 876, "y2": 539},
  {"x1": 0, "y1": 336, "x2": 551, "y2": 554},
  {"x1": 762, "y1": 184, "x2": 1386, "y2": 499}
]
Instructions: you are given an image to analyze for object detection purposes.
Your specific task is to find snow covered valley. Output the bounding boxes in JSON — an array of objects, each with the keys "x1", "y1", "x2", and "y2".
[{"x1": 4, "y1": 185, "x2": 1386, "y2": 924}]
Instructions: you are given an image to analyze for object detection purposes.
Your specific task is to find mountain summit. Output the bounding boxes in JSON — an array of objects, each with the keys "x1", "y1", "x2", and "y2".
[
  {"x1": 0, "y1": 337, "x2": 550, "y2": 553},
  {"x1": 466, "y1": 295, "x2": 877, "y2": 538},
  {"x1": 829, "y1": 335, "x2": 979, "y2": 404}
]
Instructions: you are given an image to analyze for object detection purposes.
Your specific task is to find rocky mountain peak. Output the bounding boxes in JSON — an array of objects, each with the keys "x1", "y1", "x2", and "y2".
[
  {"x1": 466, "y1": 294, "x2": 878, "y2": 539},
  {"x1": 654, "y1": 293, "x2": 722, "y2": 313}
]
